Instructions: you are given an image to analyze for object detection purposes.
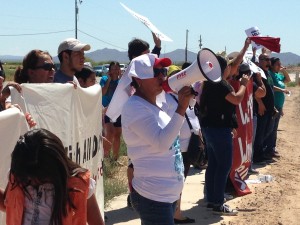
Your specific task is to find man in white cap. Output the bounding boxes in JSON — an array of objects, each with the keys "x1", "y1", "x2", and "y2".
[{"x1": 54, "y1": 38, "x2": 91, "y2": 83}]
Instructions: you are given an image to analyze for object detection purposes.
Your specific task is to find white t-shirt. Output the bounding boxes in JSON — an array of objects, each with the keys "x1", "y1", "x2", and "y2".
[
  {"x1": 122, "y1": 95, "x2": 185, "y2": 203},
  {"x1": 159, "y1": 93, "x2": 201, "y2": 153}
]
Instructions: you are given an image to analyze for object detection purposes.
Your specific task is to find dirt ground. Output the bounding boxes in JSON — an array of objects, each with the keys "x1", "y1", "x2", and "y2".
[
  {"x1": 222, "y1": 86, "x2": 300, "y2": 225},
  {"x1": 105, "y1": 86, "x2": 300, "y2": 225}
]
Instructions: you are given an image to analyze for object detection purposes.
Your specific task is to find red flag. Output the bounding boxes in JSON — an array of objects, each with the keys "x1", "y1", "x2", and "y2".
[{"x1": 249, "y1": 36, "x2": 281, "y2": 53}]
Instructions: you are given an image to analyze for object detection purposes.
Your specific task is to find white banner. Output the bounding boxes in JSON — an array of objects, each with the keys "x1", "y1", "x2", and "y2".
[
  {"x1": 245, "y1": 26, "x2": 262, "y2": 50},
  {"x1": 120, "y1": 2, "x2": 173, "y2": 42},
  {"x1": 10, "y1": 83, "x2": 104, "y2": 218},
  {"x1": 0, "y1": 108, "x2": 29, "y2": 223}
]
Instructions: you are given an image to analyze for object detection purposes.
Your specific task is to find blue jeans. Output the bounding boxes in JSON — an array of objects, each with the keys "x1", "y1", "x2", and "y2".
[
  {"x1": 130, "y1": 190, "x2": 177, "y2": 225},
  {"x1": 202, "y1": 127, "x2": 233, "y2": 205},
  {"x1": 250, "y1": 115, "x2": 258, "y2": 169},
  {"x1": 264, "y1": 108, "x2": 282, "y2": 154},
  {"x1": 253, "y1": 112, "x2": 272, "y2": 161}
]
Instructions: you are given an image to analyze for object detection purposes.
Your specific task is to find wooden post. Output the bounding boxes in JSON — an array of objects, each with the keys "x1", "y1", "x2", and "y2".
[{"x1": 296, "y1": 72, "x2": 299, "y2": 85}]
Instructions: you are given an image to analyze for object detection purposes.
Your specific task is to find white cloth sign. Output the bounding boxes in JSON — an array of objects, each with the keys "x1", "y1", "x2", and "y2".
[
  {"x1": 105, "y1": 68, "x2": 132, "y2": 122},
  {"x1": 10, "y1": 83, "x2": 104, "y2": 218},
  {"x1": 0, "y1": 108, "x2": 29, "y2": 224},
  {"x1": 245, "y1": 26, "x2": 262, "y2": 50},
  {"x1": 120, "y1": 2, "x2": 173, "y2": 42}
]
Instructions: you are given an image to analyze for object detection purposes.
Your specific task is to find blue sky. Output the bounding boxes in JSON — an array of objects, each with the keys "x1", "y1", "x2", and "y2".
[{"x1": 1, "y1": 0, "x2": 299, "y2": 58}]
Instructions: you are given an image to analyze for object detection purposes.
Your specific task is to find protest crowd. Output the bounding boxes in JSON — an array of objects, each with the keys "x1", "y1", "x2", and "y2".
[{"x1": 0, "y1": 29, "x2": 292, "y2": 225}]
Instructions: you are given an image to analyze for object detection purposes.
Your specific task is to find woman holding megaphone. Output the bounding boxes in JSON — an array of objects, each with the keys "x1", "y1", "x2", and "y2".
[
  {"x1": 121, "y1": 53, "x2": 194, "y2": 225},
  {"x1": 199, "y1": 55, "x2": 250, "y2": 216}
]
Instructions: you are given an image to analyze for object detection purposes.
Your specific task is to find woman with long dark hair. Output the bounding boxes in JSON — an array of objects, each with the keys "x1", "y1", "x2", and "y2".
[{"x1": 0, "y1": 128, "x2": 104, "y2": 225}]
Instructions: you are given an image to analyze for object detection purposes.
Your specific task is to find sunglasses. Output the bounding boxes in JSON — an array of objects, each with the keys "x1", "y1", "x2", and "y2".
[
  {"x1": 153, "y1": 68, "x2": 167, "y2": 77},
  {"x1": 35, "y1": 63, "x2": 56, "y2": 71}
]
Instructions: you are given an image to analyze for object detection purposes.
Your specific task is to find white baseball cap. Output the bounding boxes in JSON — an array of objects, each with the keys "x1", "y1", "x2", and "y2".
[
  {"x1": 58, "y1": 38, "x2": 91, "y2": 55},
  {"x1": 129, "y1": 54, "x2": 172, "y2": 79}
]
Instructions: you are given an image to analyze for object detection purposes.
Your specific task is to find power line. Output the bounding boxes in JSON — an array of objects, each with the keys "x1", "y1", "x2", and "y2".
[
  {"x1": 78, "y1": 29, "x2": 127, "y2": 50},
  {"x1": 0, "y1": 29, "x2": 74, "y2": 37}
]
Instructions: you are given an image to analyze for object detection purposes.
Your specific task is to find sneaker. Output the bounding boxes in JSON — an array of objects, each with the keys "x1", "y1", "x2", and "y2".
[
  {"x1": 213, "y1": 204, "x2": 238, "y2": 216},
  {"x1": 263, "y1": 153, "x2": 273, "y2": 160},
  {"x1": 224, "y1": 193, "x2": 234, "y2": 201},
  {"x1": 248, "y1": 168, "x2": 259, "y2": 175}
]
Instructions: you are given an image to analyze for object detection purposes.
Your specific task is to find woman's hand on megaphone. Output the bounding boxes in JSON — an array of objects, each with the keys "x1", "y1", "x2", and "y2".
[
  {"x1": 240, "y1": 74, "x2": 250, "y2": 87},
  {"x1": 176, "y1": 86, "x2": 194, "y2": 116}
]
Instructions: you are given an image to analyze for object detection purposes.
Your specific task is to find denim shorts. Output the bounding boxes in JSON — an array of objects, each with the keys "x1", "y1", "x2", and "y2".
[{"x1": 130, "y1": 189, "x2": 177, "y2": 225}]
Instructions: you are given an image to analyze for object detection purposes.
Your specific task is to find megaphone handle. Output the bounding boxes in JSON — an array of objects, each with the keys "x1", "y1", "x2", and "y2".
[{"x1": 190, "y1": 87, "x2": 198, "y2": 96}]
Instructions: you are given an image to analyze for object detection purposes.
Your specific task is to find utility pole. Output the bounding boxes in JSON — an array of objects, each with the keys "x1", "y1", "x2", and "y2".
[
  {"x1": 199, "y1": 35, "x2": 203, "y2": 49},
  {"x1": 75, "y1": 0, "x2": 82, "y2": 39},
  {"x1": 185, "y1": 29, "x2": 189, "y2": 62}
]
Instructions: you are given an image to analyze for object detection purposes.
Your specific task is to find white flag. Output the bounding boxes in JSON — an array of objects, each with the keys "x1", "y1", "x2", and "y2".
[{"x1": 120, "y1": 2, "x2": 173, "y2": 42}]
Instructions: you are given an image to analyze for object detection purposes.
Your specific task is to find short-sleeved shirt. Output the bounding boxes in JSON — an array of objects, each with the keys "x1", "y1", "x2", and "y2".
[
  {"x1": 100, "y1": 75, "x2": 119, "y2": 107},
  {"x1": 269, "y1": 70, "x2": 286, "y2": 109},
  {"x1": 54, "y1": 70, "x2": 77, "y2": 84},
  {"x1": 199, "y1": 80, "x2": 237, "y2": 128}
]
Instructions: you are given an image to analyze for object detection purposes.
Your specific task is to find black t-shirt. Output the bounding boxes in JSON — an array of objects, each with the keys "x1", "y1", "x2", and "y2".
[
  {"x1": 253, "y1": 77, "x2": 259, "y2": 116},
  {"x1": 261, "y1": 70, "x2": 275, "y2": 113},
  {"x1": 199, "y1": 80, "x2": 238, "y2": 128}
]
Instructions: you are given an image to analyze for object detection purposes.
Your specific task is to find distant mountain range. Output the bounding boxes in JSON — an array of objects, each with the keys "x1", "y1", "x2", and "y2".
[
  {"x1": 1, "y1": 48, "x2": 300, "y2": 66},
  {"x1": 270, "y1": 52, "x2": 300, "y2": 66},
  {"x1": 85, "y1": 48, "x2": 199, "y2": 64}
]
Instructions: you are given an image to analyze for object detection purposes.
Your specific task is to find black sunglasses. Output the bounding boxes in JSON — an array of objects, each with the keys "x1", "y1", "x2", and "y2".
[
  {"x1": 153, "y1": 68, "x2": 167, "y2": 77},
  {"x1": 35, "y1": 63, "x2": 56, "y2": 71}
]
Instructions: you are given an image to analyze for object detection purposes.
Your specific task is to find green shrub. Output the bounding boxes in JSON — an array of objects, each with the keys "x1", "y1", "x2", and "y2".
[
  {"x1": 103, "y1": 137, "x2": 128, "y2": 206},
  {"x1": 2, "y1": 63, "x2": 20, "y2": 81},
  {"x1": 103, "y1": 157, "x2": 128, "y2": 206},
  {"x1": 287, "y1": 82, "x2": 297, "y2": 87}
]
